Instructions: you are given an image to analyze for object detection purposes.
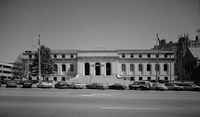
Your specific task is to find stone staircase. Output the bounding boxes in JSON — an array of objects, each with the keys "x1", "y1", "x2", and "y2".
[{"x1": 69, "y1": 75, "x2": 132, "y2": 86}]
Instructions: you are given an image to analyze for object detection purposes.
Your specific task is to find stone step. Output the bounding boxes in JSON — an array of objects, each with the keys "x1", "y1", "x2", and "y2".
[{"x1": 69, "y1": 76, "x2": 132, "y2": 86}]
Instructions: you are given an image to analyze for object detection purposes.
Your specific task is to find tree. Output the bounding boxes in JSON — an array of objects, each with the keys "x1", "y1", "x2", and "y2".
[
  {"x1": 30, "y1": 45, "x2": 54, "y2": 80},
  {"x1": 12, "y1": 55, "x2": 26, "y2": 80}
]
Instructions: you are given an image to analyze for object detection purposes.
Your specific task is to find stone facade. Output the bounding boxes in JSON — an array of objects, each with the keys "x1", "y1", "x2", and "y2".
[{"x1": 22, "y1": 49, "x2": 175, "y2": 82}]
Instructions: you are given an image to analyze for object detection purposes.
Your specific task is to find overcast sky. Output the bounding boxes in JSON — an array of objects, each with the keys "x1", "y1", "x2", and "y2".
[{"x1": 0, "y1": 0, "x2": 199, "y2": 62}]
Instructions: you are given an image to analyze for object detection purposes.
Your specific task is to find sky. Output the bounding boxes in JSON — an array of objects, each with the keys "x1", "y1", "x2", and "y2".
[{"x1": 0, "y1": 0, "x2": 199, "y2": 62}]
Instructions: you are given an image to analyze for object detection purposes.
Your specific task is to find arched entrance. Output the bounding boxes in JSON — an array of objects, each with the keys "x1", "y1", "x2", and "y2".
[
  {"x1": 106, "y1": 63, "x2": 111, "y2": 75},
  {"x1": 85, "y1": 63, "x2": 90, "y2": 76},
  {"x1": 95, "y1": 63, "x2": 101, "y2": 76}
]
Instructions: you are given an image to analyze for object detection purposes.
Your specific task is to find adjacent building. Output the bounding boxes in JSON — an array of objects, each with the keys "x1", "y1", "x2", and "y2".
[{"x1": 0, "y1": 62, "x2": 13, "y2": 80}]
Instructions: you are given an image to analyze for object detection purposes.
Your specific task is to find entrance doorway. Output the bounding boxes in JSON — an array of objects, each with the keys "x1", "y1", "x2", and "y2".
[
  {"x1": 85, "y1": 63, "x2": 90, "y2": 76},
  {"x1": 106, "y1": 63, "x2": 111, "y2": 75},
  {"x1": 95, "y1": 63, "x2": 101, "y2": 75}
]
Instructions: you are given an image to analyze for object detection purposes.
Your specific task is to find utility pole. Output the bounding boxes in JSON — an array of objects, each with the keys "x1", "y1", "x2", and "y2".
[
  {"x1": 155, "y1": 33, "x2": 160, "y2": 82},
  {"x1": 38, "y1": 34, "x2": 41, "y2": 81}
]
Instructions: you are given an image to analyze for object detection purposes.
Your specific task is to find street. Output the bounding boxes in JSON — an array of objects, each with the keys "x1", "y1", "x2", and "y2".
[{"x1": 0, "y1": 88, "x2": 200, "y2": 117}]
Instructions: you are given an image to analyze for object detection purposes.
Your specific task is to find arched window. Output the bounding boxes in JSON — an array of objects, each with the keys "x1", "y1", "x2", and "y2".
[
  {"x1": 62, "y1": 64, "x2": 66, "y2": 72},
  {"x1": 164, "y1": 64, "x2": 168, "y2": 72},
  {"x1": 85, "y1": 63, "x2": 90, "y2": 76},
  {"x1": 121, "y1": 64, "x2": 126, "y2": 72},
  {"x1": 130, "y1": 64, "x2": 135, "y2": 72},
  {"x1": 106, "y1": 63, "x2": 111, "y2": 75},
  {"x1": 147, "y1": 64, "x2": 151, "y2": 71},
  {"x1": 53, "y1": 64, "x2": 58, "y2": 73},
  {"x1": 138, "y1": 64, "x2": 143, "y2": 72},
  {"x1": 155, "y1": 64, "x2": 160, "y2": 72}
]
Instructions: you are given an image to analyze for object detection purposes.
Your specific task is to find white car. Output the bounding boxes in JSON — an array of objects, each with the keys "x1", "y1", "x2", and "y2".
[
  {"x1": 151, "y1": 82, "x2": 168, "y2": 90},
  {"x1": 37, "y1": 81, "x2": 53, "y2": 88}
]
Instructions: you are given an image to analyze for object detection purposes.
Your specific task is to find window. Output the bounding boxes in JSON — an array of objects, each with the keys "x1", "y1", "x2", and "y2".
[
  {"x1": 130, "y1": 77, "x2": 135, "y2": 81},
  {"x1": 138, "y1": 64, "x2": 143, "y2": 72},
  {"x1": 62, "y1": 64, "x2": 66, "y2": 72},
  {"x1": 130, "y1": 54, "x2": 134, "y2": 58},
  {"x1": 147, "y1": 77, "x2": 151, "y2": 81},
  {"x1": 29, "y1": 55, "x2": 32, "y2": 59},
  {"x1": 164, "y1": 54, "x2": 168, "y2": 58},
  {"x1": 164, "y1": 77, "x2": 168, "y2": 81},
  {"x1": 164, "y1": 64, "x2": 168, "y2": 72},
  {"x1": 62, "y1": 77, "x2": 65, "y2": 81},
  {"x1": 147, "y1": 64, "x2": 151, "y2": 71},
  {"x1": 70, "y1": 54, "x2": 74, "y2": 58},
  {"x1": 70, "y1": 64, "x2": 74, "y2": 72},
  {"x1": 122, "y1": 53, "x2": 125, "y2": 58},
  {"x1": 139, "y1": 54, "x2": 142, "y2": 58},
  {"x1": 147, "y1": 54, "x2": 151, "y2": 58},
  {"x1": 54, "y1": 54, "x2": 57, "y2": 58},
  {"x1": 130, "y1": 64, "x2": 134, "y2": 72},
  {"x1": 139, "y1": 77, "x2": 143, "y2": 80},
  {"x1": 155, "y1": 64, "x2": 160, "y2": 72},
  {"x1": 53, "y1": 77, "x2": 57, "y2": 81},
  {"x1": 62, "y1": 54, "x2": 65, "y2": 58},
  {"x1": 121, "y1": 64, "x2": 126, "y2": 72},
  {"x1": 53, "y1": 64, "x2": 58, "y2": 72},
  {"x1": 156, "y1": 54, "x2": 159, "y2": 58}
]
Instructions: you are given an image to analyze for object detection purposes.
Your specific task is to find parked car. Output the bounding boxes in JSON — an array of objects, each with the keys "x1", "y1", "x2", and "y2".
[
  {"x1": 176, "y1": 83, "x2": 200, "y2": 91},
  {"x1": 108, "y1": 83, "x2": 127, "y2": 90},
  {"x1": 72, "y1": 83, "x2": 86, "y2": 89},
  {"x1": 15, "y1": 79, "x2": 24, "y2": 85},
  {"x1": 86, "y1": 83, "x2": 106, "y2": 90},
  {"x1": 55, "y1": 81, "x2": 73, "y2": 89},
  {"x1": 37, "y1": 81, "x2": 53, "y2": 88},
  {"x1": 129, "y1": 81, "x2": 151, "y2": 90},
  {"x1": 164, "y1": 83, "x2": 184, "y2": 91},
  {"x1": 22, "y1": 80, "x2": 33, "y2": 88},
  {"x1": 194, "y1": 81, "x2": 200, "y2": 87},
  {"x1": 6, "y1": 80, "x2": 18, "y2": 88},
  {"x1": 151, "y1": 82, "x2": 168, "y2": 90}
]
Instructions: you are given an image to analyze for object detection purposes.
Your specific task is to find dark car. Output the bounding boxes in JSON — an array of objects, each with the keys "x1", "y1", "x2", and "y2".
[
  {"x1": 55, "y1": 81, "x2": 73, "y2": 89},
  {"x1": 108, "y1": 83, "x2": 126, "y2": 90},
  {"x1": 22, "y1": 80, "x2": 32, "y2": 88},
  {"x1": 165, "y1": 83, "x2": 184, "y2": 91},
  {"x1": 86, "y1": 83, "x2": 106, "y2": 90},
  {"x1": 175, "y1": 83, "x2": 200, "y2": 91},
  {"x1": 6, "y1": 80, "x2": 17, "y2": 88},
  {"x1": 129, "y1": 81, "x2": 151, "y2": 90}
]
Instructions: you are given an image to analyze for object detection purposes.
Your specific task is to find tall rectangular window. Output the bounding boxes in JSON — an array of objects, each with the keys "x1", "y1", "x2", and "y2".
[
  {"x1": 70, "y1": 64, "x2": 74, "y2": 72},
  {"x1": 139, "y1": 64, "x2": 143, "y2": 72},
  {"x1": 122, "y1": 64, "x2": 126, "y2": 72},
  {"x1": 130, "y1": 64, "x2": 134, "y2": 72},
  {"x1": 147, "y1": 64, "x2": 151, "y2": 71},
  {"x1": 62, "y1": 64, "x2": 66, "y2": 72},
  {"x1": 164, "y1": 64, "x2": 168, "y2": 72}
]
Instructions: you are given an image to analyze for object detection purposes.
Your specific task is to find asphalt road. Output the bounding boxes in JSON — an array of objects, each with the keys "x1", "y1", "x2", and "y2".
[{"x1": 0, "y1": 88, "x2": 200, "y2": 117}]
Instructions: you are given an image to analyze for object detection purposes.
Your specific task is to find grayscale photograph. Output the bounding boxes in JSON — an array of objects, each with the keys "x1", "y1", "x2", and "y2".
[{"x1": 0, "y1": 0, "x2": 200, "y2": 117}]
